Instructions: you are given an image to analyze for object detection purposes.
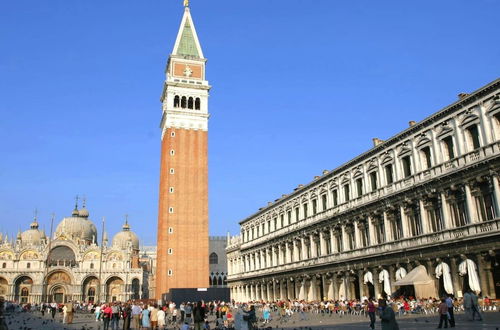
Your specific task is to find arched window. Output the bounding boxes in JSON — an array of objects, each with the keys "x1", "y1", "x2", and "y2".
[
  {"x1": 217, "y1": 276, "x2": 223, "y2": 286},
  {"x1": 88, "y1": 287, "x2": 95, "y2": 297},
  {"x1": 26, "y1": 262, "x2": 31, "y2": 269},
  {"x1": 2, "y1": 263, "x2": 6, "y2": 268},
  {"x1": 174, "y1": 95, "x2": 180, "y2": 108},
  {"x1": 181, "y1": 96, "x2": 187, "y2": 109},
  {"x1": 195, "y1": 98, "x2": 201, "y2": 110},
  {"x1": 465, "y1": 124, "x2": 481, "y2": 150},
  {"x1": 209, "y1": 252, "x2": 218, "y2": 264},
  {"x1": 112, "y1": 263, "x2": 116, "y2": 269},
  {"x1": 21, "y1": 287, "x2": 29, "y2": 297},
  {"x1": 188, "y1": 97, "x2": 194, "y2": 109},
  {"x1": 223, "y1": 276, "x2": 227, "y2": 286},
  {"x1": 90, "y1": 263, "x2": 94, "y2": 269}
]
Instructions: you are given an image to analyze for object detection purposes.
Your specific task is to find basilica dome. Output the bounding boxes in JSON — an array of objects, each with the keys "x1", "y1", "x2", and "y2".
[
  {"x1": 112, "y1": 221, "x2": 139, "y2": 250},
  {"x1": 21, "y1": 220, "x2": 44, "y2": 245},
  {"x1": 55, "y1": 208, "x2": 98, "y2": 244}
]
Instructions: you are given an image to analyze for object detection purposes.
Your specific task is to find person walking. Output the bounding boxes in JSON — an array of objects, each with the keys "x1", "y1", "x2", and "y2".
[
  {"x1": 378, "y1": 299, "x2": 399, "y2": 330},
  {"x1": 111, "y1": 303, "x2": 121, "y2": 330},
  {"x1": 437, "y1": 298, "x2": 449, "y2": 328},
  {"x1": 141, "y1": 304, "x2": 151, "y2": 329},
  {"x1": 131, "y1": 303, "x2": 142, "y2": 329},
  {"x1": 366, "y1": 299, "x2": 376, "y2": 330},
  {"x1": 157, "y1": 307, "x2": 165, "y2": 330},
  {"x1": 122, "y1": 303, "x2": 132, "y2": 330},
  {"x1": 192, "y1": 301, "x2": 206, "y2": 330},
  {"x1": 463, "y1": 290, "x2": 476, "y2": 321},
  {"x1": 50, "y1": 302, "x2": 57, "y2": 319},
  {"x1": 445, "y1": 295, "x2": 455, "y2": 327},
  {"x1": 470, "y1": 291, "x2": 483, "y2": 321},
  {"x1": 103, "y1": 304, "x2": 113, "y2": 330},
  {"x1": 150, "y1": 304, "x2": 158, "y2": 330}
]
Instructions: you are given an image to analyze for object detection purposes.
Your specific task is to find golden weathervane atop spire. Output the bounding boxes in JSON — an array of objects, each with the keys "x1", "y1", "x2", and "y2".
[{"x1": 184, "y1": 0, "x2": 189, "y2": 7}]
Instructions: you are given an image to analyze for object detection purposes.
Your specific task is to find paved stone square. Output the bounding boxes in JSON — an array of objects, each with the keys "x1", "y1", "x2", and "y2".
[{"x1": 3, "y1": 310, "x2": 500, "y2": 330}]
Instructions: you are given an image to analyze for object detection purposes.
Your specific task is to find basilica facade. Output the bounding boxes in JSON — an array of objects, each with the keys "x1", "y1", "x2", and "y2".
[
  {"x1": 227, "y1": 79, "x2": 500, "y2": 302},
  {"x1": 0, "y1": 204, "x2": 145, "y2": 304}
]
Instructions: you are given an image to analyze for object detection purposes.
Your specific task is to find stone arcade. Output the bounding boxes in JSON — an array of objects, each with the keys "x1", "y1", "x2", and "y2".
[{"x1": 227, "y1": 79, "x2": 500, "y2": 302}]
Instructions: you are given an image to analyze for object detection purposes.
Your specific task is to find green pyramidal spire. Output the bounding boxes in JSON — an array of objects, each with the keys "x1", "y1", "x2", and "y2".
[{"x1": 172, "y1": 7, "x2": 204, "y2": 59}]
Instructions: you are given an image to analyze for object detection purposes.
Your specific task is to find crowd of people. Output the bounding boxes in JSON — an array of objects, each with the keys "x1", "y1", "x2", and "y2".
[{"x1": 0, "y1": 291, "x2": 497, "y2": 330}]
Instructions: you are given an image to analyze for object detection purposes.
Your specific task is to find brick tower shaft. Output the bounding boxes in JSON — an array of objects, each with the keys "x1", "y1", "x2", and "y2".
[{"x1": 155, "y1": 2, "x2": 210, "y2": 298}]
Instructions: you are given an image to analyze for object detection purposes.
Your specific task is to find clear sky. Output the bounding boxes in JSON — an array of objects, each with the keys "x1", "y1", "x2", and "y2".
[{"x1": 0, "y1": 0, "x2": 499, "y2": 245}]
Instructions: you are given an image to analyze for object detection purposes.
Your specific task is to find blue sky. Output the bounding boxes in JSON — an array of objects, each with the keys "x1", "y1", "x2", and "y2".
[{"x1": 0, "y1": 0, "x2": 499, "y2": 245}]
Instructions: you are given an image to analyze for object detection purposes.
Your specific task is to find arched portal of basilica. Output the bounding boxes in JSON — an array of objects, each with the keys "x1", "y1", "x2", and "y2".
[{"x1": 46, "y1": 271, "x2": 72, "y2": 303}]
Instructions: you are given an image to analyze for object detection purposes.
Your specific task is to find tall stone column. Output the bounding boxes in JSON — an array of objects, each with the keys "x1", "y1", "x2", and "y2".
[
  {"x1": 490, "y1": 174, "x2": 500, "y2": 216},
  {"x1": 383, "y1": 211, "x2": 392, "y2": 242},
  {"x1": 301, "y1": 237, "x2": 307, "y2": 260},
  {"x1": 419, "y1": 199, "x2": 430, "y2": 234},
  {"x1": 332, "y1": 276, "x2": 339, "y2": 300},
  {"x1": 309, "y1": 276, "x2": 317, "y2": 301},
  {"x1": 440, "y1": 191, "x2": 453, "y2": 229},
  {"x1": 476, "y1": 254, "x2": 491, "y2": 297},
  {"x1": 310, "y1": 234, "x2": 318, "y2": 258},
  {"x1": 464, "y1": 183, "x2": 478, "y2": 223},
  {"x1": 278, "y1": 244, "x2": 283, "y2": 265},
  {"x1": 388, "y1": 265, "x2": 396, "y2": 293},
  {"x1": 358, "y1": 269, "x2": 365, "y2": 297},
  {"x1": 354, "y1": 220, "x2": 361, "y2": 249},
  {"x1": 449, "y1": 257, "x2": 461, "y2": 297},
  {"x1": 426, "y1": 259, "x2": 438, "y2": 297},
  {"x1": 367, "y1": 215, "x2": 375, "y2": 245},
  {"x1": 400, "y1": 205, "x2": 409, "y2": 238},
  {"x1": 327, "y1": 277, "x2": 334, "y2": 300},
  {"x1": 329, "y1": 227, "x2": 335, "y2": 252},
  {"x1": 319, "y1": 232, "x2": 326, "y2": 256},
  {"x1": 294, "y1": 239, "x2": 300, "y2": 262},
  {"x1": 373, "y1": 268, "x2": 380, "y2": 299},
  {"x1": 341, "y1": 225, "x2": 348, "y2": 251}
]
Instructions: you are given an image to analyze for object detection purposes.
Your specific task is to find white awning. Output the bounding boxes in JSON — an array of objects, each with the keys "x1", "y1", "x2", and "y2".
[{"x1": 394, "y1": 265, "x2": 433, "y2": 286}]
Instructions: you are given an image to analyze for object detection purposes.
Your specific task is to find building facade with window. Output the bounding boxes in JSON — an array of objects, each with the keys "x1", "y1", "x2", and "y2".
[
  {"x1": 227, "y1": 79, "x2": 500, "y2": 302},
  {"x1": 0, "y1": 204, "x2": 145, "y2": 304}
]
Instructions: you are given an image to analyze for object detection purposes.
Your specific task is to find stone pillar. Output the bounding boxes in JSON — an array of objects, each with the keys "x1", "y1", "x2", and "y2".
[
  {"x1": 419, "y1": 199, "x2": 430, "y2": 234},
  {"x1": 278, "y1": 244, "x2": 283, "y2": 265},
  {"x1": 383, "y1": 211, "x2": 392, "y2": 242},
  {"x1": 309, "y1": 277, "x2": 317, "y2": 301},
  {"x1": 358, "y1": 269, "x2": 365, "y2": 297},
  {"x1": 284, "y1": 242, "x2": 290, "y2": 264},
  {"x1": 293, "y1": 239, "x2": 300, "y2": 262},
  {"x1": 329, "y1": 227, "x2": 335, "y2": 252},
  {"x1": 491, "y1": 175, "x2": 500, "y2": 216},
  {"x1": 367, "y1": 215, "x2": 375, "y2": 245},
  {"x1": 341, "y1": 225, "x2": 348, "y2": 251},
  {"x1": 449, "y1": 257, "x2": 461, "y2": 297},
  {"x1": 332, "y1": 276, "x2": 339, "y2": 300},
  {"x1": 311, "y1": 234, "x2": 318, "y2": 258},
  {"x1": 440, "y1": 191, "x2": 453, "y2": 229},
  {"x1": 327, "y1": 277, "x2": 334, "y2": 300},
  {"x1": 373, "y1": 268, "x2": 381, "y2": 299},
  {"x1": 301, "y1": 237, "x2": 307, "y2": 260},
  {"x1": 476, "y1": 254, "x2": 490, "y2": 297},
  {"x1": 388, "y1": 265, "x2": 396, "y2": 294},
  {"x1": 400, "y1": 205, "x2": 409, "y2": 238},
  {"x1": 319, "y1": 232, "x2": 326, "y2": 256},
  {"x1": 426, "y1": 259, "x2": 438, "y2": 298},
  {"x1": 297, "y1": 278, "x2": 306, "y2": 300},
  {"x1": 464, "y1": 183, "x2": 478, "y2": 223},
  {"x1": 354, "y1": 220, "x2": 361, "y2": 249}
]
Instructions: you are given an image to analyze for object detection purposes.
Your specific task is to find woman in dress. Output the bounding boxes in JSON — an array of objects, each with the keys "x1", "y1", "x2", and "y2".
[
  {"x1": 141, "y1": 304, "x2": 151, "y2": 329},
  {"x1": 157, "y1": 307, "x2": 166, "y2": 330}
]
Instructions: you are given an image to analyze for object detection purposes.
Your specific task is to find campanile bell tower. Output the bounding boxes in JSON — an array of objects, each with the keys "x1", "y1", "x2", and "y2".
[{"x1": 156, "y1": 1, "x2": 210, "y2": 298}]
